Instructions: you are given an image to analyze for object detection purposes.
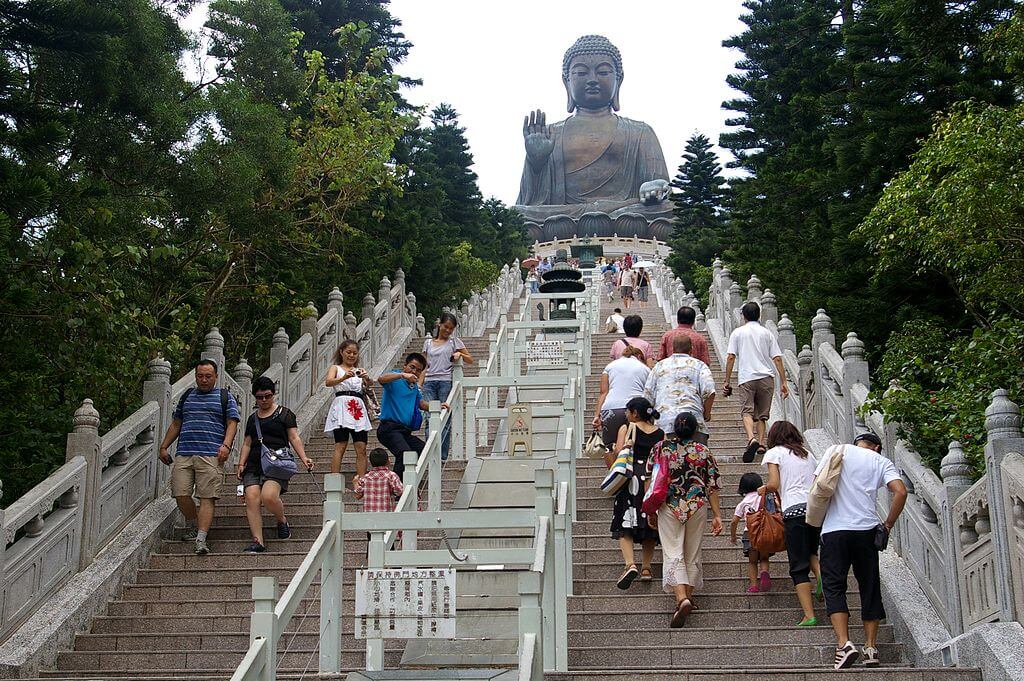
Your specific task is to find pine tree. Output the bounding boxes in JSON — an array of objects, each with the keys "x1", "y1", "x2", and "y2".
[{"x1": 667, "y1": 133, "x2": 728, "y2": 291}]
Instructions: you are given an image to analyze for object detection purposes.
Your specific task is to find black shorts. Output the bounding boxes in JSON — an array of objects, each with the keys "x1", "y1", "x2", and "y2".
[
  {"x1": 241, "y1": 470, "x2": 289, "y2": 494},
  {"x1": 333, "y1": 427, "x2": 369, "y2": 444},
  {"x1": 820, "y1": 529, "x2": 886, "y2": 621}
]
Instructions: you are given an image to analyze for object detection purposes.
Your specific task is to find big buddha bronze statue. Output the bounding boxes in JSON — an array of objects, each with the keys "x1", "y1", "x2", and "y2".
[{"x1": 515, "y1": 35, "x2": 673, "y2": 242}]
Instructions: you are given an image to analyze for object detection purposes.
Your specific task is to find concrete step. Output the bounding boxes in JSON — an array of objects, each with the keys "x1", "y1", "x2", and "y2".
[
  {"x1": 566, "y1": 625, "x2": 895, "y2": 647},
  {"x1": 567, "y1": 607, "x2": 871, "y2": 629},
  {"x1": 564, "y1": 643, "x2": 902, "y2": 668},
  {"x1": 545, "y1": 669, "x2": 981, "y2": 681},
  {"x1": 50, "y1": 649, "x2": 402, "y2": 673},
  {"x1": 568, "y1": 592, "x2": 862, "y2": 612}
]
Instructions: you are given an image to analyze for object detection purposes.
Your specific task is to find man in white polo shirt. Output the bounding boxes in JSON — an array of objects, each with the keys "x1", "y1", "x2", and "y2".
[
  {"x1": 817, "y1": 432, "x2": 907, "y2": 670},
  {"x1": 723, "y1": 301, "x2": 789, "y2": 462}
]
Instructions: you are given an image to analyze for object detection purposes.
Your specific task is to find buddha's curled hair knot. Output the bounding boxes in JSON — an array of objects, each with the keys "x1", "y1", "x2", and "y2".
[{"x1": 562, "y1": 35, "x2": 623, "y2": 81}]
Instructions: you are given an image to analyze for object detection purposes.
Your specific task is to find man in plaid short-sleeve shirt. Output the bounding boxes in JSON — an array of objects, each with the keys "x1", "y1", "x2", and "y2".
[{"x1": 355, "y1": 448, "x2": 404, "y2": 514}]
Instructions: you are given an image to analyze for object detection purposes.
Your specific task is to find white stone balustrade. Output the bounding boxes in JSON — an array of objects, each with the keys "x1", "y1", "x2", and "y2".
[
  {"x1": 0, "y1": 264, "x2": 519, "y2": 645},
  {"x1": 700, "y1": 258, "x2": 1024, "y2": 652}
]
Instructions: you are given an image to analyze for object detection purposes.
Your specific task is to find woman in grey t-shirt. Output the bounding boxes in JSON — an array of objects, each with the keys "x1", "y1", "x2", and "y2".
[{"x1": 421, "y1": 312, "x2": 474, "y2": 459}]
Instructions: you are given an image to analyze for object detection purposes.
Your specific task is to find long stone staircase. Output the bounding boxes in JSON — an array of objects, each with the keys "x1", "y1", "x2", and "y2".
[
  {"x1": 547, "y1": 293, "x2": 982, "y2": 680},
  {"x1": 27, "y1": 308, "x2": 514, "y2": 680}
]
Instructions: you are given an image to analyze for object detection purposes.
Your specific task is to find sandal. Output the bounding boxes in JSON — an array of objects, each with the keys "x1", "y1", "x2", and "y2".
[
  {"x1": 616, "y1": 564, "x2": 639, "y2": 590},
  {"x1": 742, "y1": 439, "x2": 760, "y2": 463},
  {"x1": 670, "y1": 598, "x2": 692, "y2": 628},
  {"x1": 639, "y1": 567, "x2": 653, "y2": 582}
]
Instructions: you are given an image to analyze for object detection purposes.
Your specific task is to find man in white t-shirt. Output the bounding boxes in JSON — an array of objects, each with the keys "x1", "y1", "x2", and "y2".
[
  {"x1": 605, "y1": 308, "x2": 625, "y2": 334},
  {"x1": 723, "y1": 301, "x2": 789, "y2": 462},
  {"x1": 618, "y1": 267, "x2": 636, "y2": 308},
  {"x1": 816, "y1": 432, "x2": 907, "y2": 670}
]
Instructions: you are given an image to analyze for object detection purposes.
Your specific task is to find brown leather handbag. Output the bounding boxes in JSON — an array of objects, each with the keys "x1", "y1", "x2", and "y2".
[{"x1": 746, "y1": 489, "x2": 786, "y2": 554}]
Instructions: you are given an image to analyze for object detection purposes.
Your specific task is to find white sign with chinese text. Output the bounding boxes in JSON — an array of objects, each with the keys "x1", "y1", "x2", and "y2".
[
  {"x1": 526, "y1": 340, "x2": 566, "y2": 367},
  {"x1": 354, "y1": 568, "x2": 456, "y2": 639}
]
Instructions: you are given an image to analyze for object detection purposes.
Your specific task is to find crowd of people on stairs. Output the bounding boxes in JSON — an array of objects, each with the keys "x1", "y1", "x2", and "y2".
[
  {"x1": 156, "y1": 311, "x2": 478, "y2": 557},
  {"x1": 593, "y1": 301, "x2": 910, "y2": 670}
]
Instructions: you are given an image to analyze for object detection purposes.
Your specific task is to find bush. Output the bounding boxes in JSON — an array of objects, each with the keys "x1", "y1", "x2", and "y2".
[{"x1": 865, "y1": 317, "x2": 1024, "y2": 475}]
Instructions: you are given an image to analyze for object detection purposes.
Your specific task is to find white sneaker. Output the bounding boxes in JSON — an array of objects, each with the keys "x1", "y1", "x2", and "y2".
[
  {"x1": 862, "y1": 646, "x2": 880, "y2": 667},
  {"x1": 834, "y1": 641, "x2": 860, "y2": 670}
]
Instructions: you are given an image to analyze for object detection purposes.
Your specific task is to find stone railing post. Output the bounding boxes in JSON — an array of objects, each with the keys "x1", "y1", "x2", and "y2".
[
  {"x1": 202, "y1": 327, "x2": 226, "y2": 386},
  {"x1": 67, "y1": 399, "x2": 101, "y2": 569},
  {"x1": 394, "y1": 268, "x2": 406, "y2": 323},
  {"x1": 301, "y1": 303, "x2": 319, "y2": 394},
  {"x1": 939, "y1": 441, "x2": 973, "y2": 635},
  {"x1": 811, "y1": 309, "x2": 836, "y2": 354},
  {"x1": 378, "y1": 276, "x2": 391, "y2": 311},
  {"x1": 982, "y1": 389, "x2": 1024, "y2": 622},
  {"x1": 361, "y1": 293, "x2": 376, "y2": 364},
  {"x1": 777, "y1": 315, "x2": 796, "y2": 355},
  {"x1": 232, "y1": 357, "x2": 254, "y2": 416},
  {"x1": 270, "y1": 327, "x2": 290, "y2": 401},
  {"x1": 460, "y1": 300, "x2": 470, "y2": 334},
  {"x1": 797, "y1": 345, "x2": 814, "y2": 428},
  {"x1": 840, "y1": 332, "x2": 870, "y2": 443},
  {"x1": 344, "y1": 311, "x2": 358, "y2": 341},
  {"x1": 143, "y1": 356, "x2": 172, "y2": 493},
  {"x1": 406, "y1": 292, "x2": 417, "y2": 330},
  {"x1": 327, "y1": 287, "x2": 344, "y2": 315},
  {"x1": 694, "y1": 312, "x2": 706, "y2": 332},
  {"x1": 416, "y1": 313, "x2": 426, "y2": 338},
  {"x1": 729, "y1": 282, "x2": 743, "y2": 314},
  {"x1": 746, "y1": 275, "x2": 763, "y2": 303},
  {"x1": 761, "y1": 289, "x2": 778, "y2": 325}
]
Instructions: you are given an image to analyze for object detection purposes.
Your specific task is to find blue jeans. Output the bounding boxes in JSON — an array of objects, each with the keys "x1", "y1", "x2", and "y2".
[{"x1": 421, "y1": 379, "x2": 453, "y2": 459}]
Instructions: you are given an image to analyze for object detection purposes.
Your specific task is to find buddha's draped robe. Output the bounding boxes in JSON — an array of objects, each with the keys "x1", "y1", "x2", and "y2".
[{"x1": 515, "y1": 115, "x2": 672, "y2": 221}]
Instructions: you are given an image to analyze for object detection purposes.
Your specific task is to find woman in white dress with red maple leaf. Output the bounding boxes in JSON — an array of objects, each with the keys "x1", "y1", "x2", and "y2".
[{"x1": 324, "y1": 340, "x2": 372, "y2": 479}]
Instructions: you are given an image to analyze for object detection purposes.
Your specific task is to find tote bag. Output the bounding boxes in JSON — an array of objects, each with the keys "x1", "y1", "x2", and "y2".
[
  {"x1": 255, "y1": 409, "x2": 298, "y2": 481},
  {"x1": 641, "y1": 447, "x2": 669, "y2": 515},
  {"x1": 600, "y1": 424, "x2": 636, "y2": 496},
  {"x1": 746, "y1": 489, "x2": 786, "y2": 554},
  {"x1": 806, "y1": 445, "x2": 844, "y2": 528}
]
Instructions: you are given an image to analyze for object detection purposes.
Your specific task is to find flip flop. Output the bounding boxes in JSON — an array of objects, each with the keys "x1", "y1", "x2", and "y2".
[
  {"x1": 742, "y1": 439, "x2": 760, "y2": 463},
  {"x1": 616, "y1": 564, "x2": 639, "y2": 590},
  {"x1": 670, "y1": 598, "x2": 692, "y2": 628}
]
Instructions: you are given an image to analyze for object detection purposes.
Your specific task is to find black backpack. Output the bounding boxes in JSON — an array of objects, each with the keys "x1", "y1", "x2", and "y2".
[{"x1": 176, "y1": 387, "x2": 229, "y2": 427}]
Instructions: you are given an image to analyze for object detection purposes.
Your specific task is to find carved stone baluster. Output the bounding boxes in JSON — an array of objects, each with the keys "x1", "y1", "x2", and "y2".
[
  {"x1": 67, "y1": 399, "x2": 101, "y2": 569},
  {"x1": 760, "y1": 289, "x2": 778, "y2": 325},
  {"x1": 983, "y1": 390, "x2": 1024, "y2": 621},
  {"x1": 270, "y1": 327, "x2": 290, "y2": 406},
  {"x1": 746, "y1": 275, "x2": 763, "y2": 303},
  {"x1": 301, "y1": 302, "x2": 319, "y2": 396},
  {"x1": 361, "y1": 293, "x2": 376, "y2": 366},
  {"x1": 202, "y1": 327, "x2": 226, "y2": 387},
  {"x1": 143, "y1": 356, "x2": 173, "y2": 493}
]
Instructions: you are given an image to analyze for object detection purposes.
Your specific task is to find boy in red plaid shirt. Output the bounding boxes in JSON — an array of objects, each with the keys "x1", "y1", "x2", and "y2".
[{"x1": 355, "y1": 448, "x2": 404, "y2": 513}]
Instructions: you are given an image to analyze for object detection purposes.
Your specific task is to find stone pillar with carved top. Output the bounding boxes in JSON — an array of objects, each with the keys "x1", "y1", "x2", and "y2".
[
  {"x1": 67, "y1": 399, "x2": 101, "y2": 569},
  {"x1": 201, "y1": 327, "x2": 225, "y2": 387},
  {"x1": 144, "y1": 357, "x2": 173, "y2": 493},
  {"x1": 983, "y1": 389, "x2": 1024, "y2": 621},
  {"x1": 760, "y1": 289, "x2": 778, "y2": 325},
  {"x1": 840, "y1": 333, "x2": 869, "y2": 445},
  {"x1": 270, "y1": 327, "x2": 290, "y2": 407},
  {"x1": 940, "y1": 441, "x2": 973, "y2": 634},
  {"x1": 301, "y1": 302, "x2": 319, "y2": 393},
  {"x1": 746, "y1": 275, "x2": 763, "y2": 303},
  {"x1": 361, "y1": 293, "x2": 376, "y2": 366}
]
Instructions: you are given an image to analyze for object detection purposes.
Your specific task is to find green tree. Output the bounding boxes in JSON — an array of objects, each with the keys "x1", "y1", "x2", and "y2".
[{"x1": 667, "y1": 133, "x2": 729, "y2": 291}]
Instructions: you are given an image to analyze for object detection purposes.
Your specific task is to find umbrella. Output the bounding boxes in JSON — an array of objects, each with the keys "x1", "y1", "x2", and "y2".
[
  {"x1": 521, "y1": 257, "x2": 540, "y2": 268},
  {"x1": 632, "y1": 260, "x2": 656, "y2": 268}
]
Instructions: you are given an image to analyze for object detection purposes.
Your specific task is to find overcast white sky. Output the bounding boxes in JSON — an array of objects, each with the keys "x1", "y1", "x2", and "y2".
[{"x1": 184, "y1": 0, "x2": 749, "y2": 204}]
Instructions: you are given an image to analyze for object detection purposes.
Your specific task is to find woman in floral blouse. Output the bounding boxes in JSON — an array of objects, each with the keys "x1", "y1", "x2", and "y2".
[{"x1": 648, "y1": 411, "x2": 723, "y2": 628}]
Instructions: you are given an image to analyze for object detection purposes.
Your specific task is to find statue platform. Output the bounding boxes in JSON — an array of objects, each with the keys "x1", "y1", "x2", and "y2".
[{"x1": 521, "y1": 210, "x2": 673, "y2": 244}]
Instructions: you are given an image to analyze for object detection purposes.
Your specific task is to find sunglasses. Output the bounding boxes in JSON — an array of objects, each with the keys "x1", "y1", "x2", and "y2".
[{"x1": 254, "y1": 393, "x2": 275, "y2": 400}]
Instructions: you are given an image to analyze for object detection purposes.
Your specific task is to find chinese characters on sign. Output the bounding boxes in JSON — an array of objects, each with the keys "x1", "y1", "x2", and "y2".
[
  {"x1": 526, "y1": 340, "x2": 566, "y2": 367},
  {"x1": 354, "y1": 568, "x2": 456, "y2": 639}
]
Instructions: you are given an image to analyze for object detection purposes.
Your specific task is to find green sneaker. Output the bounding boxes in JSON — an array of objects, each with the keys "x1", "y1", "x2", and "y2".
[{"x1": 797, "y1": 616, "x2": 818, "y2": 627}]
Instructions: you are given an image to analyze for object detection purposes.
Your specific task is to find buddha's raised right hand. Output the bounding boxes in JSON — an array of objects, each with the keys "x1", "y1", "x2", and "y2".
[{"x1": 523, "y1": 109, "x2": 554, "y2": 167}]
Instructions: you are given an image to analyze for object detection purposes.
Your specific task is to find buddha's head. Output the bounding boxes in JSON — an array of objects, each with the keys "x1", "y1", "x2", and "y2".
[{"x1": 562, "y1": 35, "x2": 623, "y2": 113}]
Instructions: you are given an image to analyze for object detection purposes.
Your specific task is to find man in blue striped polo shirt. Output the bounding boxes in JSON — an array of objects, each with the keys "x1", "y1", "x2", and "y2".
[{"x1": 159, "y1": 360, "x2": 240, "y2": 555}]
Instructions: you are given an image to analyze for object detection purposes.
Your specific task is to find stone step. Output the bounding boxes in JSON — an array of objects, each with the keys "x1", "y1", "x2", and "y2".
[
  {"x1": 568, "y1": 592, "x2": 862, "y2": 612},
  {"x1": 572, "y1": 575, "x2": 839, "y2": 595},
  {"x1": 566, "y1": 625, "x2": 896, "y2": 647},
  {"x1": 545, "y1": 669, "x2": 981, "y2": 681},
  {"x1": 564, "y1": 643, "x2": 902, "y2": 668},
  {"x1": 567, "y1": 607, "x2": 871, "y2": 629},
  {"x1": 51, "y1": 649, "x2": 402, "y2": 673}
]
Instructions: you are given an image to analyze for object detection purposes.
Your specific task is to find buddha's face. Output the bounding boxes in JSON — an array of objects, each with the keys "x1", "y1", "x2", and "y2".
[{"x1": 565, "y1": 52, "x2": 618, "y2": 111}]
